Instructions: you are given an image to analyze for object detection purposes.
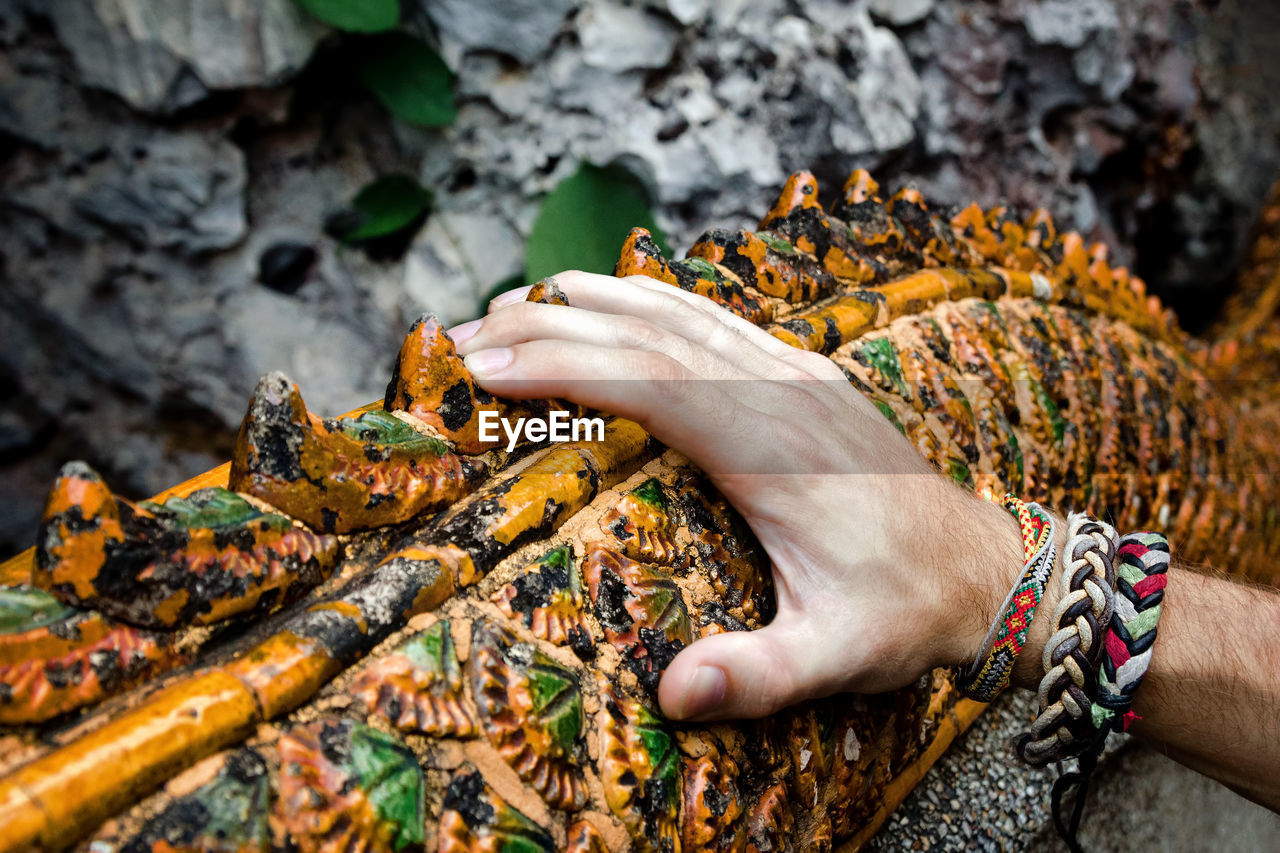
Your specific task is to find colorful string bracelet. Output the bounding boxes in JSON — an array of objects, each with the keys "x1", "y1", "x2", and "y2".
[
  {"x1": 1050, "y1": 530, "x2": 1170, "y2": 853},
  {"x1": 957, "y1": 495, "x2": 1057, "y2": 702},
  {"x1": 1094, "y1": 531, "x2": 1169, "y2": 731}
]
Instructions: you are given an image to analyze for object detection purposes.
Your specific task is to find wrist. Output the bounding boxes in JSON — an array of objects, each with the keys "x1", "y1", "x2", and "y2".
[
  {"x1": 932, "y1": 492, "x2": 1026, "y2": 671},
  {"x1": 932, "y1": 493, "x2": 1067, "y2": 698}
]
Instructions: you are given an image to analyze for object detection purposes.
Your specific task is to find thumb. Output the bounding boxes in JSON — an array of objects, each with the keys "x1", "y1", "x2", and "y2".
[{"x1": 658, "y1": 620, "x2": 829, "y2": 721}]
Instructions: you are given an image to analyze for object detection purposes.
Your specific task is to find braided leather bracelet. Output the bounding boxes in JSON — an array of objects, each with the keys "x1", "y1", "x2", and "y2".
[
  {"x1": 957, "y1": 496, "x2": 1057, "y2": 702},
  {"x1": 1051, "y1": 531, "x2": 1170, "y2": 853},
  {"x1": 1015, "y1": 512, "x2": 1117, "y2": 766}
]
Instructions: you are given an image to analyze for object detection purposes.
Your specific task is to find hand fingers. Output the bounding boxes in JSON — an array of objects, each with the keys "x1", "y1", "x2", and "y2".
[
  {"x1": 462, "y1": 338, "x2": 786, "y2": 476},
  {"x1": 472, "y1": 274, "x2": 875, "y2": 433},
  {"x1": 455, "y1": 301, "x2": 760, "y2": 381},
  {"x1": 487, "y1": 285, "x2": 531, "y2": 312},
  {"x1": 480, "y1": 272, "x2": 839, "y2": 384},
  {"x1": 658, "y1": 619, "x2": 836, "y2": 720},
  {"x1": 616, "y1": 273, "x2": 849, "y2": 380}
]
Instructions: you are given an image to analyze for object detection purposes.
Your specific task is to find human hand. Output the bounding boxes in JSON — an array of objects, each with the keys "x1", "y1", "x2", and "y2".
[{"x1": 447, "y1": 272, "x2": 1026, "y2": 721}]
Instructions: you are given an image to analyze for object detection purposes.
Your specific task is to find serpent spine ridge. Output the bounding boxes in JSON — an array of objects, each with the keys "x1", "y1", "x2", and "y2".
[{"x1": 1, "y1": 168, "x2": 1279, "y2": 852}]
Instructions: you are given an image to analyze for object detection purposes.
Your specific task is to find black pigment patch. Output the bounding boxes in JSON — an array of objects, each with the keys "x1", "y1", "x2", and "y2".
[
  {"x1": 780, "y1": 318, "x2": 816, "y2": 340},
  {"x1": 320, "y1": 507, "x2": 339, "y2": 534},
  {"x1": 438, "y1": 380, "x2": 475, "y2": 432},
  {"x1": 699, "y1": 601, "x2": 747, "y2": 632},
  {"x1": 822, "y1": 317, "x2": 842, "y2": 354},
  {"x1": 443, "y1": 770, "x2": 497, "y2": 829},
  {"x1": 505, "y1": 560, "x2": 573, "y2": 626},
  {"x1": 632, "y1": 627, "x2": 685, "y2": 693},
  {"x1": 591, "y1": 568, "x2": 634, "y2": 636},
  {"x1": 245, "y1": 376, "x2": 309, "y2": 484},
  {"x1": 318, "y1": 719, "x2": 354, "y2": 765}
]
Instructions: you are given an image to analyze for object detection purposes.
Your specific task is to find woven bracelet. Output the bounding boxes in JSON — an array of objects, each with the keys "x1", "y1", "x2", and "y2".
[
  {"x1": 1094, "y1": 531, "x2": 1169, "y2": 732},
  {"x1": 1051, "y1": 530, "x2": 1170, "y2": 853},
  {"x1": 1014, "y1": 512, "x2": 1117, "y2": 766},
  {"x1": 957, "y1": 496, "x2": 1057, "y2": 702}
]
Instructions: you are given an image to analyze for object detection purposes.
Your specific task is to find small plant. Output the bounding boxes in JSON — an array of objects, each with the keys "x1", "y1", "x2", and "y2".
[
  {"x1": 294, "y1": 0, "x2": 455, "y2": 128},
  {"x1": 525, "y1": 164, "x2": 668, "y2": 283},
  {"x1": 326, "y1": 174, "x2": 433, "y2": 258},
  {"x1": 295, "y1": 0, "x2": 400, "y2": 34},
  {"x1": 359, "y1": 34, "x2": 457, "y2": 128}
]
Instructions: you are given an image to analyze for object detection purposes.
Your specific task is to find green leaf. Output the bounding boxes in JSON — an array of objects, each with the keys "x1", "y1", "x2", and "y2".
[
  {"x1": 341, "y1": 175, "x2": 432, "y2": 243},
  {"x1": 360, "y1": 34, "x2": 457, "y2": 127},
  {"x1": 142, "y1": 488, "x2": 287, "y2": 532},
  {"x1": 0, "y1": 586, "x2": 74, "y2": 635},
  {"x1": 295, "y1": 0, "x2": 399, "y2": 32},
  {"x1": 525, "y1": 164, "x2": 668, "y2": 282},
  {"x1": 630, "y1": 479, "x2": 668, "y2": 511},
  {"x1": 348, "y1": 724, "x2": 426, "y2": 851},
  {"x1": 873, "y1": 400, "x2": 906, "y2": 435}
]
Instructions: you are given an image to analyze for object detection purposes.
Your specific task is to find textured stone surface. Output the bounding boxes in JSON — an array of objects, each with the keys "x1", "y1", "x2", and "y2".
[
  {"x1": 867, "y1": 690, "x2": 1280, "y2": 850},
  {"x1": 48, "y1": 0, "x2": 324, "y2": 113},
  {"x1": 2, "y1": 0, "x2": 1280, "y2": 576},
  {"x1": 417, "y1": 0, "x2": 579, "y2": 66}
]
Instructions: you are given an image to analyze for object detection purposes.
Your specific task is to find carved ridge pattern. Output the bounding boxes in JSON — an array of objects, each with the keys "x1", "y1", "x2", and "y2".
[
  {"x1": 680, "y1": 740, "x2": 746, "y2": 853},
  {"x1": 468, "y1": 618, "x2": 588, "y2": 811},
  {"x1": 602, "y1": 479, "x2": 685, "y2": 568},
  {"x1": 491, "y1": 544, "x2": 594, "y2": 657},
  {"x1": 5, "y1": 165, "x2": 1280, "y2": 853},
  {"x1": 0, "y1": 586, "x2": 176, "y2": 724},
  {"x1": 230, "y1": 373, "x2": 486, "y2": 533},
  {"x1": 597, "y1": 682, "x2": 683, "y2": 853},
  {"x1": 351, "y1": 619, "x2": 478, "y2": 738},
  {"x1": 275, "y1": 718, "x2": 425, "y2": 853},
  {"x1": 437, "y1": 767, "x2": 555, "y2": 853},
  {"x1": 582, "y1": 545, "x2": 693, "y2": 695},
  {"x1": 675, "y1": 480, "x2": 773, "y2": 624},
  {"x1": 35, "y1": 462, "x2": 342, "y2": 628}
]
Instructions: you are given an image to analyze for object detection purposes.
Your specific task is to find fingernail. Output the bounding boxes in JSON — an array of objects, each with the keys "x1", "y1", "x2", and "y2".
[
  {"x1": 446, "y1": 318, "x2": 482, "y2": 347},
  {"x1": 464, "y1": 348, "x2": 513, "y2": 378},
  {"x1": 678, "y1": 665, "x2": 727, "y2": 719},
  {"x1": 489, "y1": 285, "x2": 531, "y2": 310}
]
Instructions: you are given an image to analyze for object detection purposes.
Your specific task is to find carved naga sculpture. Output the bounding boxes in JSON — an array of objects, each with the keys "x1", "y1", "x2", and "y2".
[{"x1": 2, "y1": 168, "x2": 1280, "y2": 853}]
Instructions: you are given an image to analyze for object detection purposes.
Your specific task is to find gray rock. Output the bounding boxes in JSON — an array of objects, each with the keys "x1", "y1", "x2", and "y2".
[
  {"x1": 47, "y1": 0, "x2": 323, "y2": 112},
  {"x1": 222, "y1": 288, "x2": 388, "y2": 416},
  {"x1": 419, "y1": 0, "x2": 578, "y2": 66},
  {"x1": 868, "y1": 0, "x2": 935, "y2": 27},
  {"x1": 402, "y1": 208, "x2": 524, "y2": 327},
  {"x1": 852, "y1": 11, "x2": 922, "y2": 152},
  {"x1": 662, "y1": 0, "x2": 709, "y2": 26},
  {"x1": 0, "y1": 0, "x2": 25, "y2": 46},
  {"x1": 578, "y1": 2, "x2": 680, "y2": 71},
  {"x1": 1023, "y1": 0, "x2": 1119, "y2": 49},
  {"x1": 67, "y1": 131, "x2": 249, "y2": 256}
]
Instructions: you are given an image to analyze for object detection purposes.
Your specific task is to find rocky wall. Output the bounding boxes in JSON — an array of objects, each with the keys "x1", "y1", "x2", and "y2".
[{"x1": 2, "y1": 0, "x2": 1280, "y2": 558}]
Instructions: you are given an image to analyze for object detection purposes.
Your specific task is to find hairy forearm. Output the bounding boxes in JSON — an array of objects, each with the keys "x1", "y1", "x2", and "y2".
[
  {"x1": 989, "y1": 509, "x2": 1280, "y2": 810},
  {"x1": 1125, "y1": 566, "x2": 1280, "y2": 809}
]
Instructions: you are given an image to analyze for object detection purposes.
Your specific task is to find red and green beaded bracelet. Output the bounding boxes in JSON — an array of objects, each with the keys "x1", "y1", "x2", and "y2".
[{"x1": 957, "y1": 495, "x2": 1058, "y2": 702}]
